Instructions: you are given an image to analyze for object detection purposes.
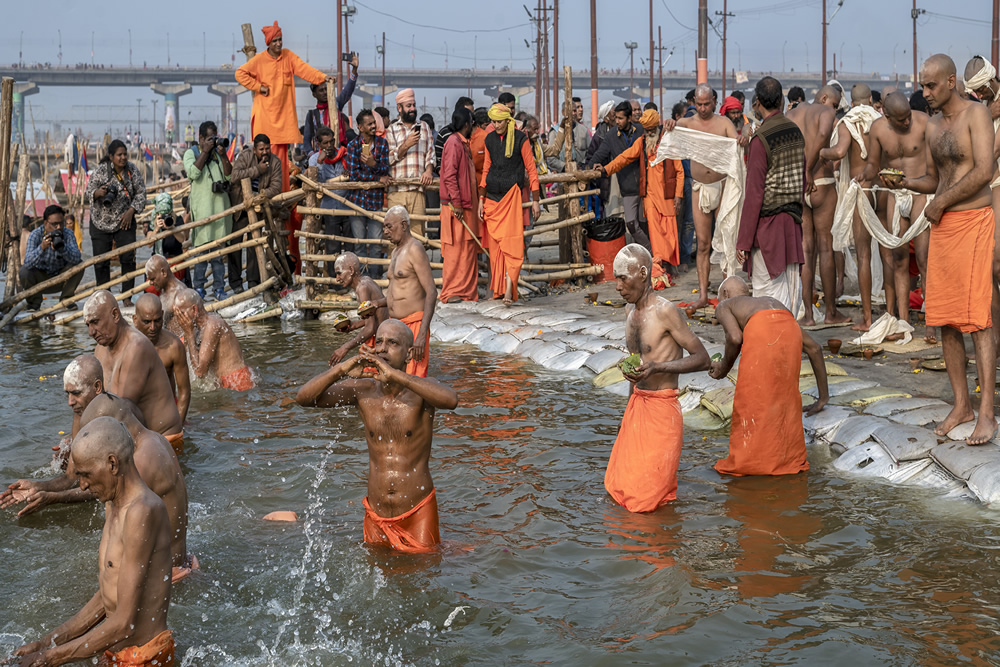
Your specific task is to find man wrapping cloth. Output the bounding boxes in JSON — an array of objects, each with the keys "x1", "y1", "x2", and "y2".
[
  {"x1": 709, "y1": 277, "x2": 828, "y2": 476},
  {"x1": 599, "y1": 109, "x2": 685, "y2": 269},
  {"x1": 439, "y1": 107, "x2": 481, "y2": 303},
  {"x1": 478, "y1": 104, "x2": 540, "y2": 304}
]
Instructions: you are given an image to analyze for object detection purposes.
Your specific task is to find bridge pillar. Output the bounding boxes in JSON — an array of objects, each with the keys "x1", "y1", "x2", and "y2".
[
  {"x1": 359, "y1": 84, "x2": 397, "y2": 107},
  {"x1": 207, "y1": 84, "x2": 248, "y2": 139},
  {"x1": 12, "y1": 83, "x2": 39, "y2": 145},
  {"x1": 149, "y1": 83, "x2": 193, "y2": 144}
]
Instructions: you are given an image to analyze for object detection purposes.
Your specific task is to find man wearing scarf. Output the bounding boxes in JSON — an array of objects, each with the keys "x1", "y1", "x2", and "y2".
[
  {"x1": 309, "y1": 126, "x2": 350, "y2": 277},
  {"x1": 439, "y1": 107, "x2": 481, "y2": 303},
  {"x1": 302, "y1": 52, "x2": 359, "y2": 157},
  {"x1": 478, "y1": 104, "x2": 540, "y2": 304}
]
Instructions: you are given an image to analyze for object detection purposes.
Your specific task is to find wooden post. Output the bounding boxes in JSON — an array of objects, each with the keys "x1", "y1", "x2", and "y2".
[
  {"x1": 240, "y1": 24, "x2": 257, "y2": 61},
  {"x1": 302, "y1": 166, "x2": 322, "y2": 300},
  {"x1": 3, "y1": 148, "x2": 27, "y2": 300},
  {"x1": 327, "y1": 77, "x2": 339, "y2": 148},
  {"x1": 561, "y1": 67, "x2": 586, "y2": 281},
  {"x1": 240, "y1": 178, "x2": 272, "y2": 286}
]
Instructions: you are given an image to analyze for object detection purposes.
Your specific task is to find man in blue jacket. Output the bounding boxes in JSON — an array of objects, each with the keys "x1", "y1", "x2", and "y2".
[{"x1": 19, "y1": 204, "x2": 83, "y2": 310}]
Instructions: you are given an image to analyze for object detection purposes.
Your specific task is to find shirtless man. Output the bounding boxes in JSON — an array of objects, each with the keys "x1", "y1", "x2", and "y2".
[
  {"x1": 295, "y1": 318, "x2": 459, "y2": 553},
  {"x1": 145, "y1": 254, "x2": 187, "y2": 335},
  {"x1": 896, "y1": 54, "x2": 997, "y2": 444},
  {"x1": 662, "y1": 83, "x2": 740, "y2": 310},
  {"x1": 383, "y1": 205, "x2": 437, "y2": 377},
  {"x1": 604, "y1": 244, "x2": 710, "y2": 512},
  {"x1": 173, "y1": 288, "x2": 254, "y2": 391},
  {"x1": 329, "y1": 252, "x2": 389, "y2": 366},
  {"x1": 820, "y1": 83, "x2": 886, "y2": 332},
  {"x1": 83, "y1": 290, "x2": 182, "y2": 444},
  {"x1": 787, "y1": 85, "x2": 850, "y2": 325},
  {"x1": 11, "y1": 417, "x2": 174, "y2": 667},
  {"x1": 858, "y1": 92, "x2": 932, "y2": 333},
  {"x1": 133, "y1": 292, "x2": 191, "y2": 424}
]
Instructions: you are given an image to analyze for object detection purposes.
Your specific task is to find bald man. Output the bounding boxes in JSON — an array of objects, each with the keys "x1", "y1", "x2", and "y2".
[
  {"x1": 605, "y1": 244, "x2": 710, "y2": 513},
  {"x1": 896, "y1": 54, "x2": 997, "y2": 445},
  {"x1": 662, "y1": 82, "x2": 741, "y2": 310},
  {"x1": 133, "y1": 292, "x2": 191, "y2": 424},
  {"x1": 12, "y1": 418, "x2": 174, "y2": 667},
  {"x1": 296, "y1": 318, "x2": 459, "y2": 553},
  {"x1": 173, "y1": 288, "x2": 254, "y2": 391},
  {"x1": 709, "y1": 276, "x2": 828, "y2": 477},
  {"x1": 329, "y1": 252, "x2": 388, "y2": 366},
  {"x1": 787, "y1": 85, "x2": 850, "y2": 325},
  {"x1": 145, "y1": 254, "x2": 187, "y2": 335},
  {"x1": 383, "y1": 205, "x2": 437, "y2": 377}
]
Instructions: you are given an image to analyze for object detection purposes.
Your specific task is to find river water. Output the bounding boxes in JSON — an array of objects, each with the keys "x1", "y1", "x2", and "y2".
[{"x1": 1, "y1": 320, "x2": 1000, "y2": 665}]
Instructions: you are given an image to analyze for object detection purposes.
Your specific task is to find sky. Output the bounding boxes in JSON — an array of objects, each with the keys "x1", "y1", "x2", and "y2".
[{"x1": 1, "y1": 0, "x2": 993, "y2": 139}]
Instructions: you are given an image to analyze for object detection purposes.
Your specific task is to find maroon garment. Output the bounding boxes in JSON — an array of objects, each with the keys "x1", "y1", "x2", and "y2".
[
  {"x1": 440, "y1": 132, "x2": 477, "y2": 210},
  {"x1": 736, "y1": 119, "x2": 804, "y2": 280}
]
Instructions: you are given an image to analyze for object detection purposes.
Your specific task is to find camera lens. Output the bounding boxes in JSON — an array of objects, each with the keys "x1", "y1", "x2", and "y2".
[{"x1": 163, "y1": 216, "x2": 174, "y2": 228}]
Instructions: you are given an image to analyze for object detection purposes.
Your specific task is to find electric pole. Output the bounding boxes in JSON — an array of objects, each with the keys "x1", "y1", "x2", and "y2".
[
  {"x1": 994, "y1": 0, "x2": 999, "y2": 68},
  {"x1": 649, "y1": 0, "x2": 654, "y2": 100},
  {"x1": 697, "y1": 0, "x2": 708, "y2": 84},
  {"x1": 554, "y1": 0, "x2": 560, "y2": 129},
  {"x1": 822, "y1": 0, "x2": 827, "y2": 84},
  {"x1": 716, "y1": 2, "x2": 734, "y2": 98},
  {"x1": 625, "y1": 42, "x2": 638, "y2": 101},
  {"x1": 590, "y1": 0, "x2": 598, "y2": 128},
  {"x1": 912, "y1": 2, "x2": 925, "y2": 86},
  {"x1": 658, "y1": 26, "x2": 663, "y2": 113}
]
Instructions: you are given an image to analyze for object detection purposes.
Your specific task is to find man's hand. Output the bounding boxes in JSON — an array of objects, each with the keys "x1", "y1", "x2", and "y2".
[
  {"x1": 257, "y1": 157, "x2": 269, "y2": 175},
  {"x1": 708, "y1": 360, "x2": 726, "y2": 379},
  {"x1": 736, "y1": 249, "x2": 748, "y2": 265},
  {"x1": 531, "y1": 201, "x2": 541, "y2": 223},
  {"x1": 923, "y1": 198, "x2": 944, "y2": 225},
  {"x1": 359, "y1": 348, "x2": 397, "y2": 383},
  {"x1": 39, "y1": 234, "x2": 53, "y2": 251},
  {"x1": 411, "y1": 331, "x2": 427, "y2": 362},
  {"x1": 674, "y1": 197, "x2": 684, "y2": 217},
  {"x1": 4, "y1": 488, "x2": 55, "y2": 517},
  {"x1": 803, "y1": 396, "x2": 828, "y2": 417},
  {"x1": 0, "y1": 480, "x2": 40, "y2": 510},
  {"x1": 401, "y1": 128, "x2": 420, "y2": 152},
  {"x1": 351, "y1": 53, "x2": 359, "y2": 73},
  {"x1": 478, "y1": 198, "x2": 485, "y2": 222},
  {"x1": 259, "y1": 84, "x2": 269, "y2": 96},
  {"x1": 737, "y1": 133, "x2": 750, "y2": 148},
  {"x1": 594, "y1": 164, "x2": 606, "y2": 176},
  {"x1": 450, "y1": 205, "x2": 464, "y2": 223},
  {"x1": 363, "y1": 149, "x2": 376, "y2": 168},
  {"x1": 805, "y1": 174, "x2": 816, "y2": 195},
  {"x1": 329, "y1": 345, "x2": 351, "y2": 367},
  {"x1": 174, "y1": 306, "x2": 195, "y2": 334},
  {"x1": 120, "y1": 207, "x2": 135, "y2": 231},
  {"x1": 622, "y1": 361, "x2": 658, "y2": 384},
  {"x1": 420, "y1": 167, "x2": 433, "y2": 187},
  {"x1": 663, "y1": 118, "x2": 677, "y2": 132},
  {"x1": 379, "y1": 175, "x2": 392, "y2": 186}
]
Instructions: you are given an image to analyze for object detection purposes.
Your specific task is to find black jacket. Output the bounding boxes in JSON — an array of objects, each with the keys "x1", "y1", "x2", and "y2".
[{"x1": 589, "y1": 121, "x2": 644, "y2": 197}]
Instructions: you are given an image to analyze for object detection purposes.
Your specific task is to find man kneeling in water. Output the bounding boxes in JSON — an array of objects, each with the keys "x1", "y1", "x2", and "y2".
[
  {"x1": 296, "y1": 319, "x2": 459, "y2": 553},
  {"x1": 173, "y1": 288, "x2": 255, "y2": 391}
]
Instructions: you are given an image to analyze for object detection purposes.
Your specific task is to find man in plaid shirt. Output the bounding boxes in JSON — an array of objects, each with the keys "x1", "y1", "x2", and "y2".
[
  {"x1": 385, "y1": 88, "x2": 435, "y2": 235},
  {"x1": 19, "y1": 204, "x2": 83, "y2": 311},
  {"x1": 345, "y1": 109, "x2": 391, "y2": 275}
]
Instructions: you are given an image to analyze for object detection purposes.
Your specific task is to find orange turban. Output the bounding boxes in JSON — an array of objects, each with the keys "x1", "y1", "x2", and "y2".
[
  {"x1": 396, "y1": 88, "x2": 416, "y2": 106},
  {"x1": 639, "y1": 109, "x2": 660, "y2": 130},
  {"x1": 262, "y1": 21, "x2": 282, "y2": 46},
  {"x1": 719, "y1": 96, "x2": 742, "y2": 115}
]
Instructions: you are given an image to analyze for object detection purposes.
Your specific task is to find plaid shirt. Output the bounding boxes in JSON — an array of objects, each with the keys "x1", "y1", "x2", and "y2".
[
  {"x1": 385, "y1": 119, "x2": 434, "y2": 193},
  {"x1": 23, "y1": 226, "x2": 82, "y2": 275},
  {"x1": 344, "y1": 134, "x2": 391, "y2": 211}
]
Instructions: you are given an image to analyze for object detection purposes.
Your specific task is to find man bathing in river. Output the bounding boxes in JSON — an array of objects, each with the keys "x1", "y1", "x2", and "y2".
[
  {"x1": 145, "y1": 254, "x2": 188, "y2": 335},
  {"x1": 890, "y1": 54, "x2": 997, "y2": 445},
  {"x1": 329, "y1": 252, "x2": 389, "y2": 366},
  {"x1": 84, "y1": 291, "x2": 183, "y2": 452},
  {"x1": 173, "y1": 288, "x2": 255, "y2": 391},
  {"x1": 133, "y1": 292, "x2": 191, "y2": 424},
  {"x1": 709, "y1": 276, "x2": 828, "y2": 477},
  {"x1": 296, "y1": 318, "x2": 459, "y2": 553},
  {"x1": 11, "y1": 417, "x2": 174, "y2": 667},
  {"x1": 605, "y1": 244, "x2": 710, "y2": 513}
]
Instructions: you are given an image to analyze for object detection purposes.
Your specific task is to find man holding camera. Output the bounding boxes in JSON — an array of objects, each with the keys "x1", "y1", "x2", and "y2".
[
  {"x1": 19, "y1": 204, "x2": 83, "y2": 311},
  {"x1": 183, "y1": 121, "x2": 233, "y2": 302},
  {"x1": 229, "y1": 133, "x2": 282, "y2": 292}
]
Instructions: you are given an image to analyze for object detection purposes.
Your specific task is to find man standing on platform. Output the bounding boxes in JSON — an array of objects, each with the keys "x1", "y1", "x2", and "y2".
[
  {"x1": 385, "y1": 89, "x2": 435, "y2": 236},
  {"x1": 439, "y1": 107, "x2": 481, "y2": 303},
  {"x1": 228, "y1": 133, "x2": 282, "y2": 292},
  {"x1": 183, "y1": 121, "x2": 233, "y2": 302},
  {"x1": 345, "y1": 109, "x2": 392, "y2": 275},
  {"x1": 384, "y1": 206, "x2": 437, "y2": 377}
]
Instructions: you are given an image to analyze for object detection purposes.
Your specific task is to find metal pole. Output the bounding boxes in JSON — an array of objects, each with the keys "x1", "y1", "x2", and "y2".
[
  {"x1": 543, "y1": 4, "x2": 549, "y2": 125},
  {"x1": 822, "y1": 0, "x2": 827, "y2": 84},
  {"x1": 994, "y1": 0, "x2": 999, "y2": 68},
  {"x1": 345, "y1": 12, "x2": 353, "y2": 122},
  {"x1": 697, "y1": 0, "x2": 707, "y2": 84},
  {"x1": 554, "y1": 0, "x2": 560, "y2": 129},
  {"x1": 649, "y1": 0, "x2": 654, "y2": 101},
  {"x1": 590, "y1": 0, "x2": 598, "y2": 128},
  {"x1": 381, "y1": 32, "x2": 386, "y2": 105},
  {"x1": 629, "y1": 46, "x2": 634, "y2": 101},
  {"x1": 536, "y1": 0, "x2": 542, "y2": 120},
  {"x1": 337, "y1": 0, "x2": 344, "y2": 93},
  {"x1": 658, "y1": 25, "x2": 663, "y2": 113},
  {"x1": 912, "y1": 0, "x2": 918, "y2": 86},
  {"x1": 722, "y1": 0, "x2": 728, "y2": 98}
]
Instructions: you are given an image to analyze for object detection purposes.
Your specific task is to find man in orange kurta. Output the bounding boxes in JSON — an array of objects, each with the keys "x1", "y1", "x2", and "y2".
[
  {"x1": 600, "y1": 109, "x2": 685, "y2": 267},
  {"x1": 709, "y1": 277, "x2": 829, "y2": 476},
  {"x1": 478, "y1": 104, "x2": 540, "y2": 304},
  {"x1": 439, "y1": 108, "x2": 481, "y2": 303}
]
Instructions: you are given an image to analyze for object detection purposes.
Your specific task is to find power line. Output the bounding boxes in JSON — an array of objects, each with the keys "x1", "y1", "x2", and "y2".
[
  {"x1": 383, "y1": 37, "x2": 534, "y2": 63},
  {"x1": 924, "y1": 11, "x2": 990, "y2": 26},
  {"x1": 355, "y1": 1, "x2": 532, "y2": 34},
  {"x1": 660, "y1": 0, "x2": 695, "y2": 31}
]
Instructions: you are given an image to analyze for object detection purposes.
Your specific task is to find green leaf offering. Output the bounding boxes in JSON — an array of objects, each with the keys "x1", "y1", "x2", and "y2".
[
  {"x1": 619, "y1": 353, "x2": 641, "y2": 375},
  {"x1": 711, "y1": 353, "x2": 722, "y2": 362}
]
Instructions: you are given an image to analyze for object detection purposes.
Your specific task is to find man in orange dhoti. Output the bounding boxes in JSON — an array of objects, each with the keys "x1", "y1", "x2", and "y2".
[
  {"x1": 383, "y1": 207, "x2": 437, "y2": 377},
  {"x1": 478, "y1": 104, "x2": 540, "y2": 304},
  {"x1": 604, "y1": 244, "x2": 710, "y2": 512},
  {"x1": 297, "y1": 319, "x2": 459, "y2": 554},
  {"x1": 439, "y1": 107, "x2": 481, "y2": 303},
  {"x1": 599, "y1": 109, "x2": 685, "y2": 268},
  {"x1": 709, "y1": 277, "x2": 829, "y2": 476}
]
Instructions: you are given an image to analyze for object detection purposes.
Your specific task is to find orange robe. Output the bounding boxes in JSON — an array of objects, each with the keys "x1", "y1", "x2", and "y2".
[
  {"x1": 235, "y1": 49, "x2": 326, "y2": 146},
  {"x1": 363, "y1": 488, "x2": 441, "y2": 553},
  {"x1": 400, "y1": 310, "x2": 430, "y2": 377},
  {"x1": 605, "y1": 139, "x2": 684, "y2": 266},
  {"x1": 925, "y1": 206, "x2": 996, "y2": 333},
  {"x1": 99, "y1": 629, "x2": 174, "y2": 667},
  {"x1": 164, "y1": 431, "x2": 184, "y2": 457},
  {"x1": 220, "y1": 366, "x2": 255, "y2": 391},
  {"x1": 469, "y1": 126, "x2": 489, "y2": 252},
  {"x1": 715, "y1": 309, "x2": 809, "y2": 477},
  {"x1": 604, "y1": 387, "x2": 684, "y2": 512},
  {"x1": 439, "y1": 208, "x2": 480, "y2": 302}
]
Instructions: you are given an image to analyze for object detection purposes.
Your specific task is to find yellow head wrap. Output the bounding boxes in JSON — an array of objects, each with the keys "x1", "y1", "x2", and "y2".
[
  {"x1": 488, "y1": 103, "x2": 516, "y2": 158},
  {"x1": 639, "y1": 109, "x2": 660, "y2": 130}
]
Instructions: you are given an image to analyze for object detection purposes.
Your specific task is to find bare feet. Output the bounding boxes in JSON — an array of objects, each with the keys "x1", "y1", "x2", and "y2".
[
  {"x1": 824, "y1": 309, "x2": 853, "y2": 325},
  {"x1": 934, "y1": 406, "x2": 976, "y2": 437},
  {"x1": 968, "y1": 413, "x2": 998, "y2": 445},
  {"x1": 885, "y1": 332, "x2": 906, "y2": 342},
  {"x1": 503, "y1": 276, "x2": 513, "y2": 306},
  {"x1": 799, "y1": 315, "x2": 817, "y2": 327},
  {"x1": 688, "y1": 295, "x2": 710, "y2": 310},
  {"x1": 925, "y1": 325, "x2": 938, "y2": 344},
  {"x1": 850, "y1": 320, "x2": 872, "y2": 332}
]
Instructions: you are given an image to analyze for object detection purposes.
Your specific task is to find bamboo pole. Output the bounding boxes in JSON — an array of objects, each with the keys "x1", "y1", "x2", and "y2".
[
  {"x1": 206, "y1": 275, "x2": 277, "y2": 313},
  {"x1": 522, "y1": 212, "x2": 595, "y2": 238},
  {"x1": 4, "y1": 151, "x2": 29, "y2": 298},
  {"x1": 145, "y1": 179, "x2": 189, "y2": 194},
  {"x1": 239, "y1": 305, "x2": 283, "y2": 323},
  {"x1": 297, "y1": 273, "x2": 450, "y2": 288},
  {"x1": 327, "y1": 77, "x2": 339, "y2": 149},
  {"x1": 295, "y1": 229, "x2": 392, "y2": 246},
  {"x1": 240, "y1": 178, "x2": 272, "y2": 284},
  {"x1": 521, "y1": 265, "x2": 602, "y2": 282},
  {"x1": 301, "y1": 166, "x2": 322, "y2": 299},
  {"x1": 301, "y1": 252, "x2": 443, "y2": 269}
]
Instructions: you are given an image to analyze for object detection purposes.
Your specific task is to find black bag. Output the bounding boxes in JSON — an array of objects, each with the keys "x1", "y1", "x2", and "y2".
[{"x1": 584, "y1": 216, "x2": 626, "y2": 242}]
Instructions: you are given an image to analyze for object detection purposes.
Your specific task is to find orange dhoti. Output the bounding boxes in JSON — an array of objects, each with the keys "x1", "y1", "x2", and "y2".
[
  {"x1": 645, "y1": 197, "x2": 680, "y2": 267},
  {"x1": 400, "y1": 311, "x2": 430, "y2": 377},
  {"x1": 483, "y1": 186, "x2": 525, "y2": 302},
  {"x1": 99, "y1": 629, "x2": 175, "y2": 666},
  {"x1": 925, "y1": 206, "x2": 996, "y2": 333},
  {"x1": 715, "y1": 309, "x2": 809, "y2": 477},
  {"x1": 439, "y1": 207, "x2": 480, "y2": 303},
  {"x1": 164, "y1": 431, "x2": 184, "y2": 456},
  {"x1": 604, "y1": 387, "x2": 684, "y2": 512},
  {"x1": 220, "y1": 366, "x2": 255, "y2": 391},
  {"x1": 363, "y1": 488, "x2": 441, "y2": 553}
]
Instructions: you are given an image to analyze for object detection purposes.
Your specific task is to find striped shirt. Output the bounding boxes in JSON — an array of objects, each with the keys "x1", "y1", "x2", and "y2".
[{"x1": 385, "y1": 119, "x2": 435, "y2": 193}]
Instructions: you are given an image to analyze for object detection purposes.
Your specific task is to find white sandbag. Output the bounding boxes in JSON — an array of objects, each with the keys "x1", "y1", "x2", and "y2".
[
  {"x1": 528, "y1": 342, "x2": 567, "y2": 365},
  {"x1": 967, "y1": 460, "x2": 1000, "y2": 505},
  {"x1": 584, "y1": 348, "x2": 627, "y2": 374},
  {"x1": 479, "y1": 333, "x2": 521, "y2": 354},
  {"x1": 463, "y1": 328, "x2": 497, "y2": 346},
  {"x1": 930, "y1": 442, "x2": 1000, "y2": 481},
  {"x1": 435, "y1": 323, "x2": 478, "y2": 343},
  {"x1": 890, "y1": 403, "x2": 954, "y2": 427},
  {"x1": 803, "y1": 405, "x2": 854, "y2": 440},
  {"x1": 826, "y1": 416, "x2": 888, "y2": 450},
  {"x1": 871, "y1": 423, "x2": 939, "y2": 462},
  {"x1": 542, "y1": 350, "x2": 592, "y2": 371},
  {"x1": 864, "y1": 397, "x2": 948, "y2": 418}
]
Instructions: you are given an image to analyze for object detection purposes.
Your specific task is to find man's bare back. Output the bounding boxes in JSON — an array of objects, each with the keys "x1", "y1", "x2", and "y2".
[
  {"x1": 786, "y1": 99, "x2": 838, "y2": 185},
  {"x1": 185, "y1": 311, "x2": 247, "y2": 380}
]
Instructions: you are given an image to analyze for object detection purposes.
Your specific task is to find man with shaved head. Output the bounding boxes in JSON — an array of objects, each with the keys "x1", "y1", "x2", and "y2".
[
  {"x1": 605, "y1": 243, "x2": 709, "y2": 513},
  {"x1": 892, "y1": 54, "x2": 997, "y2": 445},
  {"x1": 145, "y1": 253, "x2": 187, "y2": 335},
  {"x1": 133, "y1": 292, "x2": 190, "y2": 424},
  {"x1": 173, "y1": 288, "x2": 254, "y2": 391},
  {"x1": 296, "y1": 318, "x2": 459, "y2": 553},
  {"x1": 787, "y1": 84, "x2": 850, "y2": 325},
  {"x1": 382, "y1": 205, "x2": 437, "y2": 376},
  {"x1": 708, "y1": 276, "x2": 828, "y2": 477},
  {"x1": 329, "y1": 252, "x2": 388, "y2": 366},
  {"x1": 12, "y1": 417, "x2": 175, "y2": 666}
]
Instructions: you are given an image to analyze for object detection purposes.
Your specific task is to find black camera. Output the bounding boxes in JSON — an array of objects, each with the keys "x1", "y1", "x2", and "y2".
[
  {"x1": 162, "y1": 215, "x2": 175, "y2": 228},
  {"x1": 341, "y1": 51, "x2": 354, "y2": 62},
  {"x1": 211, "y1": 136, "x2": 230, "y2": 150},
  {"x1": 211, "y1": 181, "x2": 228, "y2": 194},
  {"x1": 46, "y1": 231, "x2": 65, "y2": 251},
  {"x1": 100, "y1": 192, "x2": 115, "y2": 207}
]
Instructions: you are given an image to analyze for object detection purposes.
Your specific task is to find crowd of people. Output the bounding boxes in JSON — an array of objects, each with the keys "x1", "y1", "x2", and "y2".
[{"x1": 5, "y1": 16, "x2": 1000, "y2": 661}]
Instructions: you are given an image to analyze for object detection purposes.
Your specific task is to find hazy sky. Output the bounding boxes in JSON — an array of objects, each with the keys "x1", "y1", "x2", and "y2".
[{"x1": 1, "y1": 0, "x2": 992, "y2": 137}]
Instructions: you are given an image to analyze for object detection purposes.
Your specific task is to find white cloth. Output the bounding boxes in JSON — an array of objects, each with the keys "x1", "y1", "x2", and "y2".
[
  {"x1": 804, "y1": 176, "x2": 836, "y2": 208},
  {"x1": 993, "y1": 116, "x2": 1000, "y2": 185},
  {"x1": 653, "y1": 126, "x2": 746, "y2": 275},
  {"x1": 833, "y1": 181, "x2": 932, "y2": 250},
  {"x1": 692, "y1": 179, "x2": 723, "y2": 213},
  {"x1": 850, "y1": 312, "x2": 914, "y2": 346},
  {"x1": 750, "y1": 248, "x2": 801, "y2": 314},
  {"x1": 829, "y1": 104, "x2": 884, "y2": 250},
  {"x1": 963, "y1": 58, "x2": 996, "y2": 92}
]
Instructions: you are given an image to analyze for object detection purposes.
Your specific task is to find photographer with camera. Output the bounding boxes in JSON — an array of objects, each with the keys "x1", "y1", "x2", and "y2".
[
  {"x1": 84, "y1": 139, "x2": 145, "y2": 304},
  {"x1": 19, "y1": 204, "x2": 83, "y2": 311},
  {"x1": 145, "y1": 192, "x2": 188, "y2": 260},
  {"x1": 182, "y1": 121, "x2": 233, "y2": 302},
  {"x1": 228, "y1": 133, "x2": 282, "y2": 293}
]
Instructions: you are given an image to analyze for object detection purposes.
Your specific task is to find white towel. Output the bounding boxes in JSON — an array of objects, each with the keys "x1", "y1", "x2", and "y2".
[{"x1": 850, "y1": 312, "x2": 914, "y2": 346}]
